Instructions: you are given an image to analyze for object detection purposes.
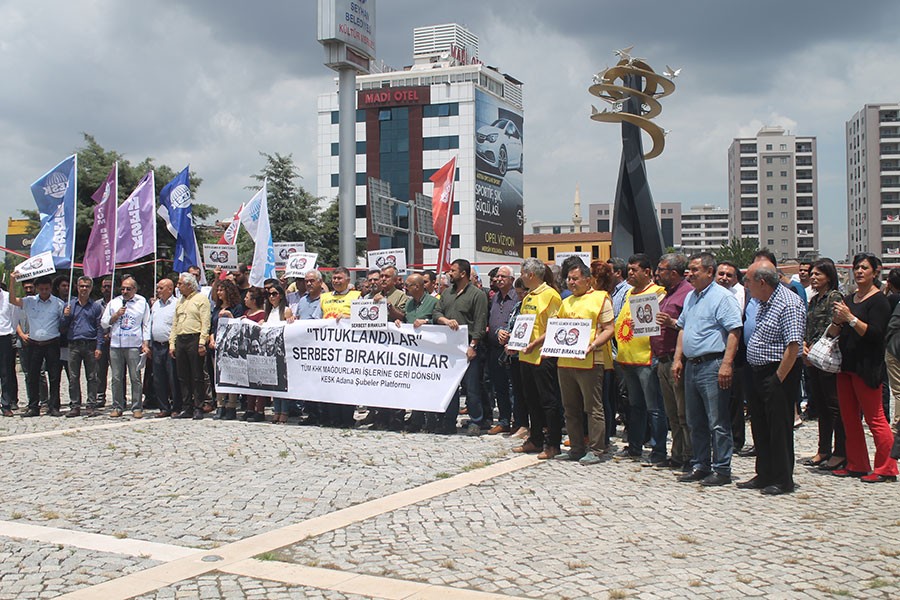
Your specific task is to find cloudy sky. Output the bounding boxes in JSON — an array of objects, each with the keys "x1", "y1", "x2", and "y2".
[{"x1": 3, "y1": 0, "x2": 899, "y2": 261}]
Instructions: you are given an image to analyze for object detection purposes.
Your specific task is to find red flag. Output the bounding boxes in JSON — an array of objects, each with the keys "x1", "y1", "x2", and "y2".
[
  {"x1": 430, "y1": 157, "x2": 457, "y2": 273},
  {"x1": 218, "y1": 203, "x2": 243, "y2": 244}
]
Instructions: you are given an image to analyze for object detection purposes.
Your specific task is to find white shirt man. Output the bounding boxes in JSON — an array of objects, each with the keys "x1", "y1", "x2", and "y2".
[{"x1": 101, "y1": 277, "x2": 150, "y2": 418}]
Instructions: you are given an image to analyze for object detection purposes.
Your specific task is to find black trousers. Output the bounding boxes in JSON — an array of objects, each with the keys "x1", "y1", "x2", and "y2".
[
  {"x1": 748, "y1": 362, "x2": 800, "y2": 489},
  {"x1": 26, "y1": 340, "x2": 61, "y2": 412},
  {"x1": 0, "y1": 334, "x2": 17, "y2": 410},
  {"x1": 509, "y1": 357, "x2": 529, "y2": 431},
  {"x1": 520, "y1": 357, "x2": 561, "y2": 448},
  {"x1": 175, "y1": 334, "x2": 204, "y2": 411},
  {"x1": 806, "y1": 365, "x2": 845, "y2": 457}
]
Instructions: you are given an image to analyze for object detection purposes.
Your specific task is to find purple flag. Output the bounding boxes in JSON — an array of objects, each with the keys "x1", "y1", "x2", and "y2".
[
  {"x1": 83, "y1": 165, "x2": 117, "y2": 278},
  {"x1": 116, "y1": 171, "x2": 156, "y2": 263}
]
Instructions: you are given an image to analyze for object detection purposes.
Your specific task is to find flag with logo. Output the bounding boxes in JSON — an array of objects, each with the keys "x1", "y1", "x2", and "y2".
[
  {"x1": 116, "y1": 171, "x2": 156, "y2": 263},
  {"x1": 244, "y1": 181, "x2": 275, "y2": 287},
  {"x1": 158, "y1": 166, "x2": 200, "y2": 273},
  {"x1": 83, "y1": 164, "x2": 118, "y2": 278},
  {"x1": 430, "y1": 156, "x2": 457, "y2": 273},
  {"x1": 30, "y1": 154, "x2": 77, "y2": 268}
]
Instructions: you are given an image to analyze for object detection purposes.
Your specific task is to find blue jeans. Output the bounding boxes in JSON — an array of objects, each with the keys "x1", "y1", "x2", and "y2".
[
  {"x1": 684, "y1": 358, "x2": 733, "y2": 475},
  {"x1": 442, "y1": 345, "x2": 485, "y2": 431},
  {"x1": 621, "y1": 363, "x2": 667, "y2": 461}
]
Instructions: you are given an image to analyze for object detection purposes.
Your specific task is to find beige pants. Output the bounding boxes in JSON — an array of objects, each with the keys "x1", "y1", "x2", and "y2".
[
  {"x1": 558, "y1": 365, "x2": 606, "y2": 455},
  {"x1": 658, "y1": 359, "x2": 692, "y2": 464},
  {"x1": 884, "y1": 351, "x2": 900, "y2": 424}
]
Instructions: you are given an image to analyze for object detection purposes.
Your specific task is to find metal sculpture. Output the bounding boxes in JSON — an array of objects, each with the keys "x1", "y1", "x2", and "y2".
[{"x1": 590, "y1": 46, "x2": 678, "y2": 263}]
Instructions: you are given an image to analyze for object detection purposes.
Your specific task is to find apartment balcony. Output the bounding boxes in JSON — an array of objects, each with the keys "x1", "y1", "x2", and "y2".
[
  {"x1": 796, "y1": 183, "x2": 814, "y2": 194},
  {"x1": 797, "y1": 198, "x2": 813, "y2": 207},
  {"x1": 739, "y1": 144, "x2": 757, "y2": 154},
  {"x1": 796, "y1": 169, "x2": 813, "y2": 180},
  {"x1": 795, "y1": 143, "x2": 813, "y2": 153},
  {"x1": 795, "y1": 156, "x2": 813, "y2": 166}
]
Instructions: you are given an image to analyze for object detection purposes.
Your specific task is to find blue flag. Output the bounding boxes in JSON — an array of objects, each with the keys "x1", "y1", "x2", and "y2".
[
  {"x1": 30, "y1": 154, "x2": 77, "y2": 268},
  {"x1": 158, "y1": 166, "x2": 198, "y2": 273}
]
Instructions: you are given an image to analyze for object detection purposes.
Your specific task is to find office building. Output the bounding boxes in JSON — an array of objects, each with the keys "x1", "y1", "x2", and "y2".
[
  {"x1": 317, "y1": 23, "x2": 524, "y2": 268},
  {"x1": 727, "y1": 126, "x2": 818, "y2": 260},
  {"x1": 680, "y1": 204, "x2": 729, "y2": 255},
  {"x1": 587, "y1": 202, "x2": 682, "y2": 249}
]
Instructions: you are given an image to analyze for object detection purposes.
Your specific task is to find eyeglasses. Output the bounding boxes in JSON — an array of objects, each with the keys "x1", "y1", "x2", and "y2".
[{"x1": 268, "y1": 291, "x2": 280, "y2": 297}]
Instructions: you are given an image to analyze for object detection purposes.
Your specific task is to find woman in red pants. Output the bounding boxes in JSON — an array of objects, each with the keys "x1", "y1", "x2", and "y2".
[{"x1": 826, "y1": 252, "x2": 898, "y2": 482}]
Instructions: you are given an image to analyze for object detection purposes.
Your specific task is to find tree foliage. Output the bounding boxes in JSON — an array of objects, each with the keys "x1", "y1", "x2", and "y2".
[{"x1": 714, "y1": 236, "x2": 759, "y2": 269}]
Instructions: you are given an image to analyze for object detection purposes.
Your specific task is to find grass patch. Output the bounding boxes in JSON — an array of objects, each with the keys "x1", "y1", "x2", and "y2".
[
  {"x1": 462, "y1": 460, "x2": 489, "y2": 472},
  {"x1": 278, "y1": 450, "x2": 289, "y2": 459},
  {"x1": 113, "y1": 531, "x2": 128, "y2": 539},
  {"x1": 106, "y1": 443, "x2": 117, "y2": 451},
  {"x1": 257, "y1": 551, "x2": 280, "y2": 561},
  {"x1": 866, "y1": 578, "x2": 891, "y2": 589},
  {"x1": 10, "y1": 511, "x2": 23, "y2": 520},
  {"x1": 814, "y1": 584, "x2": 851, "y2": 596},
  {"x1": 435, "y1": 472, "x2": 452, "y2": 479},
  {"x1": 608, "y1": 590, "x2": 628, "y2": 599},
  {"x1": 40, "y1": 510, "x2": 60, "y2": 520},
  {"x1": 227, "y1": 449, "x2": 237, "y2": 457}
]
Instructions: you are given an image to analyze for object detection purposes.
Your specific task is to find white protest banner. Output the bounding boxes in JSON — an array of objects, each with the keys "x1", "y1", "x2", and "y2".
[
  {"x1": 274, "y1": 242, "x2": 306, "y2": 267},
  {"x1": 541, "y1": 318, "x2": 592, "y2": 358},
  {"x1": 214, "y1": 319, "x2": 470, "y2": 412},
  {"x1": 202, "y1": 244, "x2": 238, "y2": 270},
  {"x1": 14, "y1": 251, "x2": 56, "y2": 281},
  {"x1": 506, "y1": 313, "x2": 536, "y2": 352},
  {"x1": 284, "y1": 252, "x2": 318, "y2": 277},
  {"x1": 555, "y1": 251, "x2": 592, "y2": 267},
  {"x1": 629, "y1": 293, "x2": 660, "y2": 337},
  {"x1": 350, "y1": 299, "x2": 388, "y2": 329},
  {"x1": 367, "y1": 248, "x2": 407, "y2": 272}
]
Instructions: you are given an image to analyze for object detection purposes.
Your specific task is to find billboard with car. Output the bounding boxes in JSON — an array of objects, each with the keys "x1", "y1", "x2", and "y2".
[{"x1": 474, "y1": 90, "x2": 523, "y2": 257}]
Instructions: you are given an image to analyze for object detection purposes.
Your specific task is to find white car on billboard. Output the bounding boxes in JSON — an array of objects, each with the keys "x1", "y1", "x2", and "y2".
[{"x1": 476, "y1": 118, "x2": 523, "y2": 177}]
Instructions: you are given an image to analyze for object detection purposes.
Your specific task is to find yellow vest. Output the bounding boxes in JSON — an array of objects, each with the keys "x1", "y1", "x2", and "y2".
[
  {"x1": 320, "y1": 290, "x2": 361, "y2": 319},
  {"x1": 557, "y1": 290, "x2": 614, "y2": 370},
  {"x1": 614, "y1": 284, "x2": 665, "y2": 366},
  {"x1": 519, "y1": 283, "x2": 561, "y2": 365}
]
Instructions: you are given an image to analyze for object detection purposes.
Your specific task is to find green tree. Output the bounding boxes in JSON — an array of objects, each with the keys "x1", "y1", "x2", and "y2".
[
  {"x1": 715, "y1": 236, "x2": 759, "y2": 268},
  {"x1": 250, "y1": 152, "x2": 321, "y2": 250}
]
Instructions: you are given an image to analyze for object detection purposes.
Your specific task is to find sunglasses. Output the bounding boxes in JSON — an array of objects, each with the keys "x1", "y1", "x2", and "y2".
[{"x1": 268, "y1": 291, "x2": 280, "y2": 297}]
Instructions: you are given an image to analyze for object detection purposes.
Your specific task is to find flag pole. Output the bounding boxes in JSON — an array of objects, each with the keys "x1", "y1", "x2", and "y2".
[
  {"x1": 151, "y1": 171, "x2": 158, "y2": 292},
  {"x1": 110, "y1": 162, "x2": 118, "y2": 296},
  {"x1": 67, "y1": 154, "x2": 78, "y2": 304}
]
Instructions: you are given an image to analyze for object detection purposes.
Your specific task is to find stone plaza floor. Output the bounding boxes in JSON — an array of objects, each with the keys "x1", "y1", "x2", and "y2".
[{"x1": 1, "y1": 370, "x2": 899, "y2": 599}]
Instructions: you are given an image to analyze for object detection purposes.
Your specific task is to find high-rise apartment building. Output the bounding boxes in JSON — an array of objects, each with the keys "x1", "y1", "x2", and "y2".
[
  {"x1": 847, "y1": 103, "x2": 900, "y2": 262},
  {"x1": 727, "y1": 126, "x2": 818, "y2": 260},
  {"x1": 317, "y1": 23, "x2": 524, "y2": 267},
  {"x1": 680, "y1": 204, "x2": 729, "y2": 255}
]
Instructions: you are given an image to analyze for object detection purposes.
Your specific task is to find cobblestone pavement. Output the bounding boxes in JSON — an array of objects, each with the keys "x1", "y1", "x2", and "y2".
[
  {"x1": 2, "y1": 363, "x2": 899, "y2": 598},
  {"x1": 132, "y1": 573, "x2": 373, "y2": 600},
  {"x1": 0, "y1": 538, "x2": 160, "y2": 599}
]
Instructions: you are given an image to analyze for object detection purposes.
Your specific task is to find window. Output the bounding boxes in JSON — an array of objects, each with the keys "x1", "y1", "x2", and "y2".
[
  {"x1": 592, "y1": 245, "x2": 600, "y2": 259},
  {"x1": 331, "y1": 141, "x2": 366, "y2": 156},
  {"x1": 767, "y1": 211, "x2": 774, "y2": 218},
  {"x1": 766, "y1": 171, "x2": 773, "y2": 177},
  {"x1": 781, "y1": 211, "x2": 788, "y2": 218},
  {"x1": 766, "y1": 144, "x2": 773, "y2": 150},
  {"x1": 766, "y1": 185, "x2": 773, "y2": 191},
  {"x1": 423, "y1": 135, "x2": 460, "y2": 150},
  {"x1": 767, "y1": 225, "x2": 774, "y2": 232},
  {"x1": 781, "y1": 224, "x2": 788, "y2": 231},
  {"x1": 552, "y1": 226, "x2": 561, "y2": 234},
  {"x1": 781, "y1": 239, "x2": 788, "y2": 246},
  {"x1": 330, "y1": 173, "x2": 366, "y2": 186},
  {"x1": 423, "y1": 167, "x2": 460, "y2": 181},
  {"x1": 548, "y1": 247, "x2": 555, "y2": 261},
  {"x1": 355, "y1": 205, "x2": 367, "y2": 218},
  {"x1": 530, "y1": 247, "x2": 538, "y2": 258},
  {"x1": 451, "y1": 235, "x2": 459, "y2": 249},
  {"x1": 767, "y1": 239, "x2": 775, "y2": 246},
  {"x1": 780, "y1": 144, "x2": 787, "y2": 150},
  {"x1": 766, "y1": 157, "x2": 773, "y2": 164},
  {"x1": 781, "y1": 184, "x2": 788, "y2": 191},
  {"x1": 767, "y1": 198, "x2": 774, "y2": 204},
  {"x1": 781, "y1": 198, "x2": 788, "y2": 204},
  {"x1": 780, "y1": 171, "x2": 788, "y2": 177},
  {"x1": 331, "y1": 110, "x2": 365, "y2": 124},
  {"x1": 422, "y1": 103, "x2": 459, "y2": 118},
  {"x1": 781, "y1": 157, "x2": 788, "y2": 164},
  {"x1": 574, "y1": 245, "x2": 582, "y2": 252}
]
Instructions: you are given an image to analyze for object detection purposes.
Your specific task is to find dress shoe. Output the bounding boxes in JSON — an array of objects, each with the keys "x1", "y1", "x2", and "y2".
[
  {"x1": 818, "y1": 459, "x2": 846, "y2": 471},
  {"x1": 700, "y1": 473, "x2": 732, "y2": 487},
  {"x1": 192, "y1": 409, "x2": 204, "y2": 420},
  {"x1": 466, "y1": 423, "x2": 481, "y2": 436},
  {"x1": 860, "y1": 473, "x2": 897, "y2": 483},
  {"x1": 224, "y1": 408, "x2": 238, "y2": 420},
  {"x1": 642, "y1": 457, "x2": 668, "y2": 468},
  {"x1": 801, "y1": 455, "x2": 829, "y2": 467},
  {"x1": 174, "y1": 410, "x2": 194, "y2": 419},
  {"x1": 487, "y1": 424, "x2": 510, "y2": 435},
  {"x1": 737, "y1": 445, "x2": 757, "y2": 457},
  {"x1": 736, "y1": 477, "x2": 766, "y2": 490},
  {"x1": 48, "y1": 409, "x2": 62, "y2": 417},
  {"x1": 761, "y1": 484, "x2": 794, "y2": 495},
  {"x1": 832, "y1": 469, "x2": 867, "y2": 478},
  {"x1": 538, "y1": 445, "x2": 560, "y2": 460},
  {"x1": 678, "y1": 470, "x2": 711, "y2": 483},
  {"x1": 64, "y1": 408, "x2": 81, "y2": 418},
  {"x1": 2, "y1": 409, "x2": 14, "y2": 417},
  {"x1": 109, "y1": 409, "x2": 123, "y2": 418},
  {"x1": 213, "y1": 407, "x2": 225, "y2": 420},
  {"x1": 513, "y1": 440, "x2": 541, "y2": 454},
  {"x1": 132, "y1": 410, "x2": 143, "y2": 419},
  {"x1": 84, "y1": 409, "x2": 98, "y2": 418},
  {"x1": 155, "y1": 412, "x2": 171, "y2": 418},
  {"x1": 22, "y1": 408, "x2": 40, "y2": 417},
  {"x1": 614, "y1": 448, "x2": 642, "y2": 460}
]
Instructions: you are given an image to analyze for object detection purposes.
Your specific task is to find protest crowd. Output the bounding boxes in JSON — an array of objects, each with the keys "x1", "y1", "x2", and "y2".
[{"x1": 3, "y1": 249, "x2": 900, "y2": 494}]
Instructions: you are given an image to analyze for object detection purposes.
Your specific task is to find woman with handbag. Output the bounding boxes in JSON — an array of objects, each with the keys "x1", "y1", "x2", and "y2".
[
  {"x1": 825, "y1": 253, "x2": 898, "y2": 483},
  {"x1": 802, "y1": 259, "x2": 845, "y2": 470}
]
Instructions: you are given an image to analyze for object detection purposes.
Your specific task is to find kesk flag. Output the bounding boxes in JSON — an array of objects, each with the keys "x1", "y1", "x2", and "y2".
[
  {"x1": 245, "y1": 181, "x2": 275, "y2": 287},
  {"x1": 158, "y1": 166, "x2": 200, "y2": 273},
  {"x1": 30, "y1": 154, "x2": 77, "y2": 268},
  {"x1": 218, "y1": 203, "x2": 243, "y2": 244},
  {"x1": 116, "y1": 171, "x2": 156, "y2": 263},
  {"x1": 430, "y1": 156, "x2": 457, "y2": 273},
  {"x1": 83, "y1": 164, "x2": 117, "y2": 278}
]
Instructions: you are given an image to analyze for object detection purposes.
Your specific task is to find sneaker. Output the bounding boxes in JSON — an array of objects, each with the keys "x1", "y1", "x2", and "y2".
[
  {"x1": 554, "y1": 451, "x2": 586, "y2": 461},
  {"x1": 466, "y1": 423, "x2": 481, "y2": 436},
  {"x1": 579, "y1": 452, "x2": 604, "y2": 465}
]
